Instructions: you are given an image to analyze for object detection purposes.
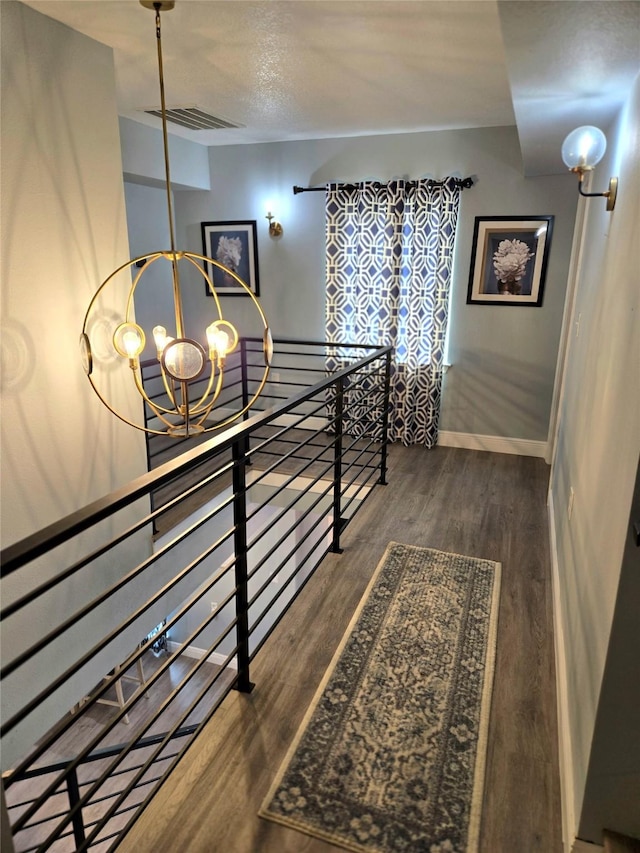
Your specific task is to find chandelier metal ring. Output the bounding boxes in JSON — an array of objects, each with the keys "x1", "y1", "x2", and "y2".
[
  {"x1": 81, "y1": 251, "x2": 272, "y2": 436},
  {"x1": 80, "y1": 1, "x2": 272, "y2": 438}
]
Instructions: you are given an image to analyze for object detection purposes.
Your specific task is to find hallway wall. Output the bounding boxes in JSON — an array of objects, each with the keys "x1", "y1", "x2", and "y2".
[
  {"x1": 549, "y1": 73, "x2": 640, "y2": 845},
  {"x1": 171, "y1": 126, "x2": 578, "y2": 443},
  {"x1": 0, "y1": 2, "x2": 150, "y2": 769}
]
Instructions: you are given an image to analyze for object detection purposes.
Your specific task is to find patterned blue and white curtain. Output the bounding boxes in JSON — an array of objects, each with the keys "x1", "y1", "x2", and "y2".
[{"x1": 325, "y1": 178, "x2": 463, "y2": 447}]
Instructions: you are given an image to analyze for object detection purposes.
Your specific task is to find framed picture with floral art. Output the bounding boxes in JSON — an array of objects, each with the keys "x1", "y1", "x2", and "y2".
[
  {"x1": 201, "y1": 220, "x2": 260, "y2": 297},
  {"x1": 466, "y1": 216, "x2": 553, "y2": 306}
]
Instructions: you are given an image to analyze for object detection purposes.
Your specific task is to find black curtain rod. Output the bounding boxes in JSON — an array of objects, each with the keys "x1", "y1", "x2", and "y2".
[{"x1": 292, "y1": 177, "x2": 474, "y2": 195}]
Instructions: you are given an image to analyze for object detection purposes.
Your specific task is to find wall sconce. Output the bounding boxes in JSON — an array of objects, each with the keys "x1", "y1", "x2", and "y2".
[
  {"x1": 561, "y1": 125, "x2": 618, "y2": 211},
  {"x1": 266, "y1": 210, "x2": 283, "y2": 237}
]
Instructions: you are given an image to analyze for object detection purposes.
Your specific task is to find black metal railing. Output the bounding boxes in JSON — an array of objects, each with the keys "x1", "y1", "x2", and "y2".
[{"x1": 1, "y1": 339, "x2": 392, "y2": 852}]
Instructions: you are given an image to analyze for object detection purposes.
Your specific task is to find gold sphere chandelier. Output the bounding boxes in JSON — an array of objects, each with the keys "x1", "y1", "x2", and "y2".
[{"x1": 80, "y1": 0, "x2": 272, "y2": 437}]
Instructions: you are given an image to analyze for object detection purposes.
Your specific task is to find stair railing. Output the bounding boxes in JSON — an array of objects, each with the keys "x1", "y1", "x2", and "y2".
[{"x1": 1, "y1": 339, "x2": 392, "y2": 852}]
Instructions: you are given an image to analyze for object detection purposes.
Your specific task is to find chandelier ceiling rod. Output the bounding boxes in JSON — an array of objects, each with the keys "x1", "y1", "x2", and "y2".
[{"x1": 147, "y1": 0, "x2": 184, "y2": 337}]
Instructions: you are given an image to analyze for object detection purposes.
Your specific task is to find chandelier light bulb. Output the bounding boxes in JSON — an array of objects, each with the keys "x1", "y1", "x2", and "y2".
[
  {"x1": 206, "y1": 320, "x2": 238, "y2": 360},
  {"x1": 113, "y1": 322, "x2": 145, "y2": 360},
  {"x1": 206, "y1": 323, "x2": 218, "y2": 356},
  {"x1": 124, "y1": 331, "x2": 141, "y2": 358},
  {"x1": 153, "y1": 325, "x2": 168, "y2": 359},
  {"x1": 215, "y1": 330, "x2": 229, "y2": 356}
]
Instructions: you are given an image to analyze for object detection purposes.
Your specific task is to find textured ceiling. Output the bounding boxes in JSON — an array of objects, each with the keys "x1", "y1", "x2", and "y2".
[
  {"x1": 498, "y1": 1, "x2": 640, "y2": 176},
  {"x1": 21, "y1": 0, "x2": 640, "y2": 176}
]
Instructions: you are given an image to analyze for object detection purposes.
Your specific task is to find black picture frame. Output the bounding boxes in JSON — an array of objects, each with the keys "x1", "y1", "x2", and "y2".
[
  {"x1": 201, "y1": 220, "x2": 260, "y2": 297},
  {"x1": 466, "y1": 216, "x2": 554, "y2": 306}
]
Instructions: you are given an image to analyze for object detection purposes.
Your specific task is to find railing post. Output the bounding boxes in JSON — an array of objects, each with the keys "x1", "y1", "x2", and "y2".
[
  {"x1": 1, "y1": 783, "x2": 15, "y2": 853},
  {"x1": 240, "y1": 338, "x2": 252, "y2": 464},
  {"x1": 66, "y1": 766, "x2": 86, "y2": 850},
  {"x1": 331, "y1": 376, "x2": 345, "y2": 554},
  {"x1": 231, "y1": 438, "x2": 255, "y2": 693},
  {"x1": 379, "y1": 350, "x2": 392, "y2": 486}
]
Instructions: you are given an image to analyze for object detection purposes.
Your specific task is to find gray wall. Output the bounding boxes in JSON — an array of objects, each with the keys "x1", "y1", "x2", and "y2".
[
  {"x1": 123, "y1": 182, "x2": 177, "y2": 361},
  {"x1": 120, "y1": 116, "x2": 211, "y2": 191},
  {"x1": 579, "y1": 461, "x2": 640, "y2": 841},
  {"x1": 0, "y1": 2, "x2": 150, "y2": 768},
  {"x1": 549, "y1": 73, "x2": 640, "y2": 842},
  {"x1": 171, "y1": 125, "x2": 577, "y2": 442}
]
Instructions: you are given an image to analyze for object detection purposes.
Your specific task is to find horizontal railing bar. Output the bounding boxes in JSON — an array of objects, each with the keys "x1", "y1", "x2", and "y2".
[
  {"x1": 82, "y1": 799, "x2": 145, "y2": 839},
  {"x1": 243, "y1": 425, "x2": 338, "y2": 499},
  {"x1": 249, "y1": 434, "x2": 334, "y2": 454},
  {"x1": 339, "y1": 437, "x2": 382, "y2": 475},
  {"x1": 81, "y1": 778, "x2": 151, "y2": 813},
  {"x1": 19, "y1": 827, "x2": 77, "y2": 853},
  {"x1": 73, "y1": 643, "x2": 245, "y2": 852},
  {"x1": 248, "y1": 445, "x2": 334, "y2": 467},
  {"x1": 246, "y1": 476, "x2": 335, "y2": 592},
  {"x1": 1, "y1": 345, "x2": 390, "y2": 575},
  {"x1": 249, "y1": 526, "x2": 332, "y2": 640},
  {"x1": 10, "y1": 730, "x2": 191, "y2": 784},
  {"x1": 247, "y1": 396, "x2": 332, "y2": 456},
  {"x1": 3, "y1": 551, "x2": 240, "y2": 782},
  {"x1": 246, "y1": 335, "x2": 382, "y2": 351},
  {"x1": 340, "y1": 462, "x2": 384, "y2": 521},
  {"x1": 4, "y1": 342, "x2": 391, "y2": 852},
  {"x1": 0, "y1": 489, "x2": 238, "y2": 687},
  {"x1": 256, "y1": 378, "x2": 327, "y2": 391},
  {"x1": 79, "y1": 753, "x2": 176, "y2": 788},
  {"x1": 245, "y1": 453, "x2": 336, "y2": 532},
  {"x1": 245, "y1": 494, "x2": 336, "y2": 586},
  {"x1": 11, "y1": 623, "x2": 242, "y2": 840},
  {"x1": 12, "y1": 802, "x2": 82, "y2": 832},
  {"x1": 247, "y1": 450, "x2": 336, "y2": 535},
  {"x1": 248, "y1": 494, "x2": 334, "y2": 611},
  {"x1": 264, "y1": 366, "x2": 329, "y2": 376},
  {"x1": 341, "y1": 450, "x2": 380, "y2": 484},
  {"x1": 245, "y1": 406, "x2": 335, "y2": 485},
  {"x1": 341, "y1": 426, "x2": 381, "y2": 461},
  {"x1": 248, "y1": 532, "x2": 332, "y2": 663},
  {"x1": 0, "y1": 456, "x2": 236, "y2": 623},
  {"x1": 255, "y1": 364, "x2": 386, "y2": 379},
  {"x1": 87, "y1": 830, "x2": 121, "y2": 849},
  {"x1": 4, "y1": 397, "x2": 382, "y2": 764},
  {"x1": 79, "y1": 730, "x2": 192, "y2": 768}
]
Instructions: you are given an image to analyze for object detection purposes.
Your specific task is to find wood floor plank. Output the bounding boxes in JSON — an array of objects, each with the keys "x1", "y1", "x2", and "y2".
[{"x1": 75, "y1": 444, "x2": 561, "y2": 853}]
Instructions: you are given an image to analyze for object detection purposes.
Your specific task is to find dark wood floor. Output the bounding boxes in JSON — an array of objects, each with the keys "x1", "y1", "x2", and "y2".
[{"x1": 121, "y1": 442, "x2": 562, "y2": 853}]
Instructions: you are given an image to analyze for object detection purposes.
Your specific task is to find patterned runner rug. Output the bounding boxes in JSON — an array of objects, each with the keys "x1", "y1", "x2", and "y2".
[{"x1": 259, "y1": 542, "x2": 501, "y2": 853}]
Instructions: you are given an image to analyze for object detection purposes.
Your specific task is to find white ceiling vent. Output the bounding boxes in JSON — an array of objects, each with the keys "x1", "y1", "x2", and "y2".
[{"x1": 143, "y1": 106, "x2": 244, "y2": 131}]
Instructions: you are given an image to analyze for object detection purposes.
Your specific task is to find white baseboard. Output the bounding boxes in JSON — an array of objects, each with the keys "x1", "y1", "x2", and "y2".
[
  {"x1": 571, "y1": 840, "x2": 604, "y2": 853},
  {"x1": 548, "y1": 489, "x2": 577, "y2": 853},
  {"x1": 168, "y1": 640, "x2": 237, "y2": 670},
  {"x1": 438, "y1": 430, "x2": 548, "y2": 459}
]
